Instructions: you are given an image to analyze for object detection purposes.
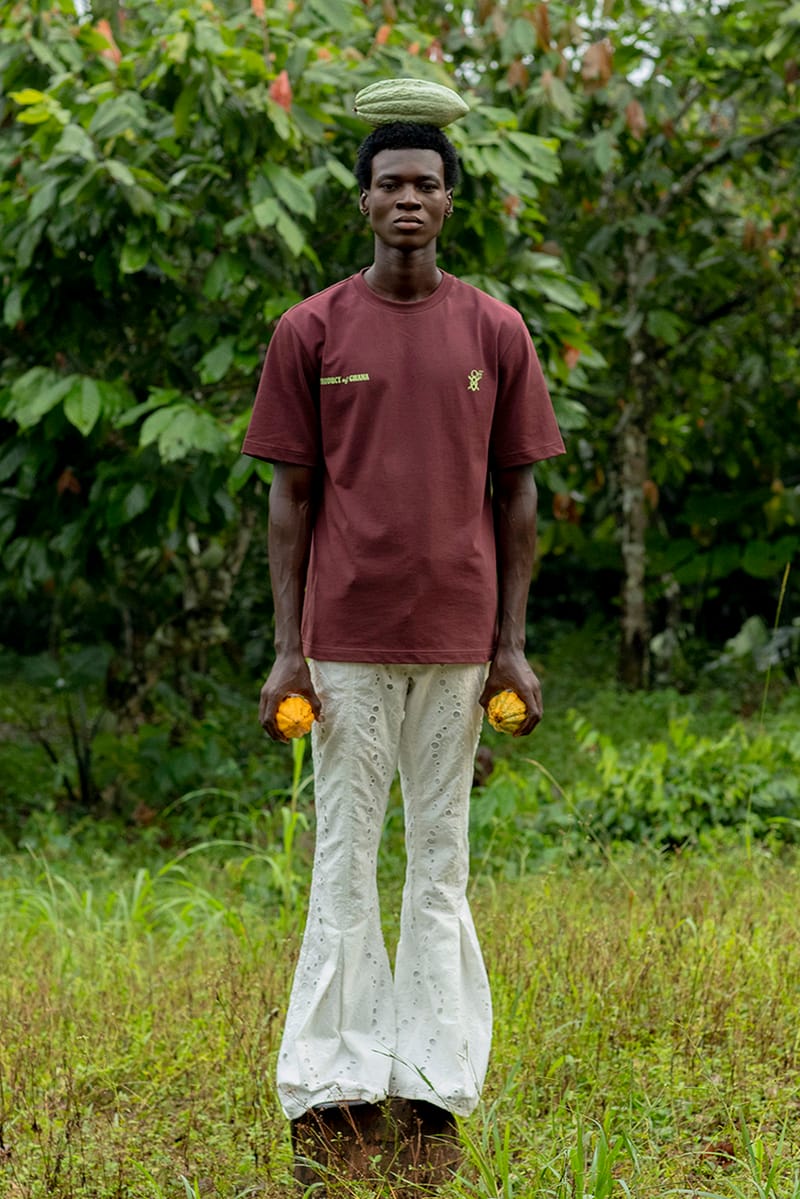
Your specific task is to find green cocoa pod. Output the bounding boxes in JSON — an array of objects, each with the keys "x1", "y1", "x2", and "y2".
[{"x1": 354, "y1": 78, "x2": 469, "y2": 128}]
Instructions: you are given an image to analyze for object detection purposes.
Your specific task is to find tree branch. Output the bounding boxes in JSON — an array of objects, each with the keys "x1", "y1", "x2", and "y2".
[
  {"x1": 657, "y1": 117, "x2": 800, "y2": 218},
  {"x1": 672, "y1": 82, "x2": 706, "y2": 131}
]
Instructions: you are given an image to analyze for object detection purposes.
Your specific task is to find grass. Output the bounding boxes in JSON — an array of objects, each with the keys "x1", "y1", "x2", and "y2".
[
  {"x1": 1, "y1": 840, "x2": 799, "y2": 1197},
  {"x1": 1, "y1": 626, "x2": 798, "y2": 1195}
]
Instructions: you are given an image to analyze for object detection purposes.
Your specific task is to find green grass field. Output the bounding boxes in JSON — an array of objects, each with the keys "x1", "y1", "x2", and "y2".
[
  {"x1": 2, "y1": 838, "x2": 799, "y2": 1198},
  {"x1": 2, "y1": 629, "x2": 799, "y2": 1197}
]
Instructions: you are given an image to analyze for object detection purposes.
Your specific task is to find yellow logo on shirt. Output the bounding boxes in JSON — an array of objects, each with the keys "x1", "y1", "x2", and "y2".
[
  {"x1": 321, "y1": 373, "x2": 370, "y2": 385},
  {"x1": 467, "y1": 369, "x2": 484, "y2": 392}
]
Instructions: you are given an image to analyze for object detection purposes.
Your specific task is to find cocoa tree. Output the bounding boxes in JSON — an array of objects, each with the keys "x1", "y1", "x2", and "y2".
[
  {"x1": 0, "y1": 0, "x2": 591, "y2": 716},
  {"x1": 2, "y1": 0, "x2": 798, "y2": 711},
  {"x1": 531, "y1": 0, "x2": 800, "y2": 685}
]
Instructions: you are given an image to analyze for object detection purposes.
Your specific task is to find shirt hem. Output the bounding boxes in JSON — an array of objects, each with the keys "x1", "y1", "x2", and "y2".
[
  {"x1": 241, "y1": 438, "x2": 318, "y2": 467},
  {"x1": 493, "y1": 439, "x2": 566, "y2": 468},
  {"x1": 304, "y1": 643, "x2": 493, "y2": 664}
]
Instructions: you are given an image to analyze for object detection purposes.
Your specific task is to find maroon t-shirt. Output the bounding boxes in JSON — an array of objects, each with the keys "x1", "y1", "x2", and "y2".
[{"x1": 242, "y1": 270, "x2": 565, "y2": 663}]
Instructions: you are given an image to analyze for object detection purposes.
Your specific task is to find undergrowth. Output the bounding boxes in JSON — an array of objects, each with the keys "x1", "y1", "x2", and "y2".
[
  {"x1": 1, "y1": 625, "x2": 799, "y2": 1195},
  {"x1": 1, "y1": 844, "x2": 799, "y2": 1197}
]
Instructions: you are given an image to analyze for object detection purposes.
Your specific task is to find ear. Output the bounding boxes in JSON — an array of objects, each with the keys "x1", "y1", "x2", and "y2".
[
  {"x1": 445, "y1": 190, "x2": 454, "y2": 217},
  {"x1": 359, "y1": 190, "x2": 369, "y2": 216}
]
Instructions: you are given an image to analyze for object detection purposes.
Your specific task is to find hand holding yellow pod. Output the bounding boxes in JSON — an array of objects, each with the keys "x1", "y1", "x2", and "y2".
[
  {"x1": 275, "y1": 694, "x2": 315, "y2": 739},
  {"x1": 486, "y1": 690, "x2": 528, "y2": 734}
]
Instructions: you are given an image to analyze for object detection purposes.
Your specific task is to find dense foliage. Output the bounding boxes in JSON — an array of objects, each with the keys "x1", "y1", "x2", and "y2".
[
  {"x1": 1, "y1": 0, "x2": 798, "y2": 818},
  {"x1": 0, "y1": 0, "x2": 598, "y2": 708},
  {"x1": 4, "y1": 843, "x2": 800, "y2": 1197}
]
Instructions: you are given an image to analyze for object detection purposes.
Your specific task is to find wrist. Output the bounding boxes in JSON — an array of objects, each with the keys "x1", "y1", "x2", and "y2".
[
  {"x1": 273, "y1": 639, "x2": 305, "y2": 661},
  {"x1": 494, "y1": 636, "x2": 526, "y2": 657}
]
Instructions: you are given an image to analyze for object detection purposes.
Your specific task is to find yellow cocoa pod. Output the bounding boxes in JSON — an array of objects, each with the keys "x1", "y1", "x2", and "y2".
[
  {"x1": 275, "y1": 694, "x2": 315, "y2": 739},
  {"x1": 354, "y1": 78, "x2": 469, "y2": 128},
  {"x1": 486, "y1": 690, "x2": 528, "y2": 734}
]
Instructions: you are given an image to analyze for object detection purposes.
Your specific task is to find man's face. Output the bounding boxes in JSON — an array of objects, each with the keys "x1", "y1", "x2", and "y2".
[{"x1": 359, "y1": 147, "x2": 453, "y2": 249}]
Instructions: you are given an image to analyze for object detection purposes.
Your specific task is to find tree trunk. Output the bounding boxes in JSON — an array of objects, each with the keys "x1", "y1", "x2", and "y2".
[{"x1": 618, "y1": 416, "x2": 650, "y2": 689}]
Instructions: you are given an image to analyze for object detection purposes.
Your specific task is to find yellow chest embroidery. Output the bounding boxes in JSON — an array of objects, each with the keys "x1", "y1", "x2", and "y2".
[{"x1": 320, "y1": 372, "x2": 370, "y2": 386}]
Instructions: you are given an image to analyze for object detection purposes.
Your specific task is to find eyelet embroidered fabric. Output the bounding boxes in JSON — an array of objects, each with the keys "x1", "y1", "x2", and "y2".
[{"x1": 277, "y1": 660, "x2": 492, "y2": 1120}]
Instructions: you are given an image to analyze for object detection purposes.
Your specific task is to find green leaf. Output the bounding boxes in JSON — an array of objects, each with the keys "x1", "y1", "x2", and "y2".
[
  {"x1": 779, "y1": 1, "x2": 800, "y2": 23},
  {"x1": 764, "y1": 27, "x2": 794, "y2": 60},
  {"x1": 227, "y1": 455, "x2": 257, "y2": 494},
  {"x1": 120, "y1": 481, "x2": 153, "y2": 523},
  {"x1": 266, "y1": 97, "x2": 291, "y2": 141},
  {"x1": 307, "y1": 0, "x2": 352, "y2": 31},
  {"x1": 198, "y1": 337, "x2": 236, "y2": 385},
  {"x1": 28, "y1": 36, "x2": 63, "y2": 72},
  {"x1": 59, "y1": 165, "x2": 100, "y2": 206},
  {"x1": 506, "y1": 133, "x2": 561, "y2": 183},
  {"x1": 140, "y1": 405, "x2": 189, "y2": 451},
  {"x1": 54, "y1": 124, "x2": 97, "y2": 162},
  {"x1": 0, "y1": 441, "x2": 28, "y2": 483},
  {"x1": 64, "y1": 377, "x2": 102, "y2": 437},
  {"x1": 115, "y1": 389, "x2": 179, "y2": 429},
  {"x1": 533, "y1": 276, "x2": 587, "y2": 312},
  {"x1": 89, "y1": 95, "x2": 148, "y2": 140},
  {"x1": 29, "y1": 178, "x2": 60, "y2": 221},
  {"x1": 506, "y1": 16, "x2": 536, "y2": 57},
  {"x1": 252, "y1": 196, "x2": 280, "y2": 229},
  {"x1": 540, "y1": 75, "x2": 576, "y2": 121},
  {"x1": 3, "y1": 285, "x2": 25, "y2": 328},
  {"x1": 140, "y1": 404, "x2": 226, "y2": 462},
  {"x1": 16, "y1": 104, "x2": 55, "y2": 125},
  {"x1": 16, "y1": 219, "x2": 45, "y2": 271},
  {"x1": 326, "y1": 157, "x2": 357, "y2": 190},
  {"x1": 106, "y1": 159, "x2": 136, "y2": 188},
  {"x1": 725, "y1": 615, "x2": 769, "y2": 657},
  {"x1": 10, "y1": 88, "x2": 48, "y2": 105},
  {"x1": 742, "y1": 538, "x2": 798, "y2": 579},
  {"x1": 8, "y1": 368, "x2": 73, "y2": 428},
  {"x1": 275, "y1": 207, "x2": 307, "y2": 257},
  {"x1": 121, "y1": 238, "x2": 150, "y2": 274},
  {"x1": 63, "y1": 644, "x2": 113, "y2": 690},
  {"x1": 202, "y1": 252, "x2": 244, "y2": 300},
  {"x1": 166, "y1": 30, "x2": 191, "y2": 63},
  {"x1": 553, "y1": 396, "x2": 589, "y2": 431},
  {"x1": 591, "y1": 130, "x2": 616, "y2": 174},
  {"x1": 646, "y1": 309, "x2": 684, "y2": 344},
  {"x1": 173, "y1": 83, "x2": 200, "y2": 137},
  {"x1": 262, "y1": 161, "x2": 316, "y2": 220}
]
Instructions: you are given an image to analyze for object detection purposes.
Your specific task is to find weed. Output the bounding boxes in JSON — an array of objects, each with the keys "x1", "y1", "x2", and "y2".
[{"x1": 5, "y1": 839, "x2": 797, "y2": 1197}]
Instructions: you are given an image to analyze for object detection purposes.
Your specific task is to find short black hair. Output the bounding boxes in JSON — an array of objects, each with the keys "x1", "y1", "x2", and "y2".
[{"x1": 354, "y1": 122, "x2": 461, "y2": 191}]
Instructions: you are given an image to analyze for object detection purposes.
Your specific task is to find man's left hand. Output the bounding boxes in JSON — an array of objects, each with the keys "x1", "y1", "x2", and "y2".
[{"x1": 480, "y1": 647, "x2": 543, "y2": 737}]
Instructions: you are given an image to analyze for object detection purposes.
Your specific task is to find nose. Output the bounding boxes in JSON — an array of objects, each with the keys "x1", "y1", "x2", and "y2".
[{"x1": 396, "y1": 185, "x2": 421, "y2": 207}]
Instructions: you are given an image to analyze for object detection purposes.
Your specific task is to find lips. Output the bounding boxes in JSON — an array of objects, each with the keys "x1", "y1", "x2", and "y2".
[{"x1": 394, "y1": 216, "x2": 423, "y2": 226}]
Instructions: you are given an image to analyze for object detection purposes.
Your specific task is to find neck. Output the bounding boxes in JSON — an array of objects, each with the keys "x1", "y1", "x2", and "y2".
[{"x1": 363, "y1": 241, "x2": 442, "y2": 302}]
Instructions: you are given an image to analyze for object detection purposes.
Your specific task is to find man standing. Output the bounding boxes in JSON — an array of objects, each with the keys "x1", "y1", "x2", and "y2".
[{"x1": 243, "y1": 116, "x2": 564, "y2": 1184}]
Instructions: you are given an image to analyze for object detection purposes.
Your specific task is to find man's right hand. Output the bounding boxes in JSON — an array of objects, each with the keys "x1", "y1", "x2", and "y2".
[{"x1": 259, "y1": 652, "x2": 321, "y2": 742}]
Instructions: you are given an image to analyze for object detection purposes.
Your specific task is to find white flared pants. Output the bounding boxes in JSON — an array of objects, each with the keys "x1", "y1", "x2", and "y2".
[{"x1": 276, "y1": 661, "x2": 491, "y2": 1120}]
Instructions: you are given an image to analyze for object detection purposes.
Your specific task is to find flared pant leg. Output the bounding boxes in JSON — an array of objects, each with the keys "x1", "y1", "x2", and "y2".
[
  {"x1": 276, "y1": 661, "x2": 407, "y2": 1119},
  {"x1": 276, "y1": 661, "x2": 490, "y2": 1120},
  {"x1": 389, "y1": 664, "x2": 491, "y2": 1115}
]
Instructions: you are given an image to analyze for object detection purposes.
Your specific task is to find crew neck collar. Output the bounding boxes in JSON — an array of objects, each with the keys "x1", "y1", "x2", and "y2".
[{"x1": 353, "y1": 267, "x2": 454, "y2": 311}]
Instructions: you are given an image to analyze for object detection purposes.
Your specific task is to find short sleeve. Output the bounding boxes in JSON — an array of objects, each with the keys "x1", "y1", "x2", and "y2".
[
  {"x1": 241, "y1": 316, "x2": 321, "y2": 466},
  {"x1": 489, "y1": 315, "x2": 565, "y2": 469}
]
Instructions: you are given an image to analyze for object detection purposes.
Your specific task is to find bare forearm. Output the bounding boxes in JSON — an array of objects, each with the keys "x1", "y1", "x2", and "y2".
[
  {"x1": 259, "y1": 463, "x2": 321, "y2": 740},
  {"x1": 480, "y1": 465, "x2": 542, "y2": 734},
  {"x1": 494, "y1": 467, "x2": 538, "y2": 653},
  {"x1": 267, "y1": 466, "x2": 315, "y2": 657}
]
